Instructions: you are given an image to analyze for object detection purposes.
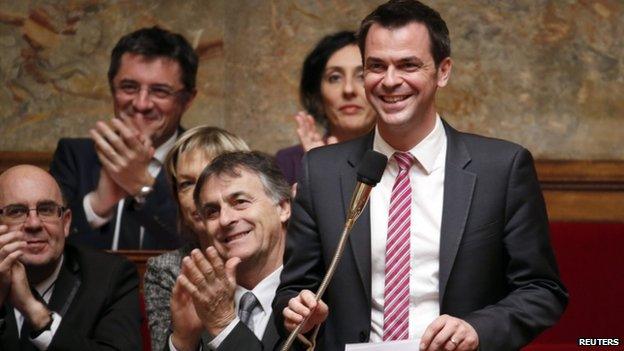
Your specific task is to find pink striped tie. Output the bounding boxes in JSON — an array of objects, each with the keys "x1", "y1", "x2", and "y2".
[{"x1": 383, "y1": 152, "x2": 415, "y2": 341}]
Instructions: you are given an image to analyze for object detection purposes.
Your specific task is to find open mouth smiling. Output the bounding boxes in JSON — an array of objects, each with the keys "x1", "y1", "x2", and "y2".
[
  {"x1": 223, "y1": 230, "x2": 251, "y2": 243},
  {"x1": 380, "y1": 95, "x2": 410, "y2": 103}
]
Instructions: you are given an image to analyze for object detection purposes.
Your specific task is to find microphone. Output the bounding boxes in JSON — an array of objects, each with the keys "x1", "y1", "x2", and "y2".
[
  {"x1": 347, "y1": 150, "x2": 389, "y2": 226},
  {"x1": 281, "y1": 150, "x2": 387, "y2": 351}
]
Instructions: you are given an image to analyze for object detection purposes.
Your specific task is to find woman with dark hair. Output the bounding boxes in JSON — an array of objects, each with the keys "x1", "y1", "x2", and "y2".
[
  {"x1": 276, "y1": 31, "x2": 376, "y2": 185},
  {"x1": 143, "y1": 126, "x2": 249, "y2": 349}
]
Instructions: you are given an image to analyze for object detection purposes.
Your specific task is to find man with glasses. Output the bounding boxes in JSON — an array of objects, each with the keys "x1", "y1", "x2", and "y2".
[
  {"x1": 0, "y1": 165, "x2": 141, "y2": 350},
  {"x1": 49, "y1": 26, "x2": 198, "y2": 250}
]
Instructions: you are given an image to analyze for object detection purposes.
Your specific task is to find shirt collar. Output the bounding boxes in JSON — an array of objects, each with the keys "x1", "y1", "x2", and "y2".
[
  {"x1": 373, "y1": 115, "x2": 447, "y2": 174},
  {"x1": 234, "y1": 265, "x2": 283, "y2": 313},
  {"x1": 152, "y1": 130, "x2": 178, "y2": 164}
]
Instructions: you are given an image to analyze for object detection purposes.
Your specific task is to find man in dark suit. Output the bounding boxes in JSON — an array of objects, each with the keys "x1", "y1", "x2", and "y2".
[
  {"x1": 0, "y1": 165, "x2": 141, "y2": 350},
  {"x1": 274, "y1": 1, "x2": 568, "y2": 351},
  {"x1": 49, "y1": 26, "x2": 198, "y2": 250},
  {"x1": 165, "y1": 152, "x2": 297, "y2": 351}
]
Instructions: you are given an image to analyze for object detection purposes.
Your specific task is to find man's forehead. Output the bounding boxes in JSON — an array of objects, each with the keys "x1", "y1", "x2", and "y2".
[
  {"x1": 202, "y1": 169, "x2": 264, "y2": 199},
  {"x1": 365, "y1": 22, "x2": 432, "y2": 57},
  {"x1": 115, "y1": 53, "x2": 183, "y2": 84},
  {"x1": 0, "y1": 167, "x2": 63, "y2": 205}
]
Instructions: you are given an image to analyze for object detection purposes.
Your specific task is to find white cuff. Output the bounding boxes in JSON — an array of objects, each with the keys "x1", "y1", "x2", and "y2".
[
  {"x1": 207, "y1": 317, "x2": 240, "y2": 350},
  {"x1": 31, "y1": 311, "x2": 62, "y2": 350},
  {"x1": 168, "y1": 333, "x2": 203, "y2": 351},
  {"x1": 83, "y1": 192, "x2": 114, "y2": 228}
]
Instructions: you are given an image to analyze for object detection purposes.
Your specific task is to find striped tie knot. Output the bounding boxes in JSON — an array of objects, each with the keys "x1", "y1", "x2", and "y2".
[
  {"x1": 393, "y1": 152, "x2": 415, "y2": 171},
  {"x1": 238, "y1": 291, "x2": 259, "y2": 331}
]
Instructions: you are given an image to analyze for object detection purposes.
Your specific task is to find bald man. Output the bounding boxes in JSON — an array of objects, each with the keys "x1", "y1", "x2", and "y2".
[{"x1": 0, "y1": 165, "x2": 141, "y2": 350}]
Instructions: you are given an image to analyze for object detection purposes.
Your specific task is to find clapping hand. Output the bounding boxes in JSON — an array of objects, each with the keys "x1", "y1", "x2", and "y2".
[
  {"x1": 176, "y1": 247, "x2": 241, "y2": 336},
  {"x1": 90, "y1": 117, "x2": 155, "y2": 196},
  {"x1": 294, "y1": 112, "x2": 337, "y2": 152}
]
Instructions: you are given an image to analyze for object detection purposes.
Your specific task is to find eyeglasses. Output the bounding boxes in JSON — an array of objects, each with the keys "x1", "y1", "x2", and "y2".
[
  {"x1": 0, "y1": 203, "x2": 66, "y2": 224},
  {"x1": 114, "y1": 82, "x2": 187, "y2": 100}
]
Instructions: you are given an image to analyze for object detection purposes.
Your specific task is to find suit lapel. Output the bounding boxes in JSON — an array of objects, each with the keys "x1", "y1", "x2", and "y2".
[
  {"x1": 0, "y1": 305, "x2": 20, "y2": 350},
  {"x1": 48, "y1": 251, "x2": 82, "y2": 316},
  {"x1": 261, "y1": 312, "x2": 278, "y2": 348},
  {"x1": 438, "y1": 121, "x2": 475, "y2": 301},
  {"x1": 342, "y1": 133, "x2": 375, "y2": 304}
]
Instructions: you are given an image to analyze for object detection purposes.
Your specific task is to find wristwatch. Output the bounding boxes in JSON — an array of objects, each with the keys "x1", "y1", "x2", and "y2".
[
  {"x1": 29, "y1": 312, "x2": 54, "y2": 339},
  {"x1": 134, "y1": 185, "x2": 154, "y2": 205}
]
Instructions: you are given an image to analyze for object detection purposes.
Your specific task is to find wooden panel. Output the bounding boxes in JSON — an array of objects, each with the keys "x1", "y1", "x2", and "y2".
[
  {"x1": 536, "y1": 160, "x2": 624, "y2": 192},
  {"x1": 0, "y1": 151, "x2": 52, "y2": 173},
  {"x1": 544, "y1": 190, "x2": 624, "y2": 222},
  {"x1": 536, "y1": 160, "x2": 624, "y2": 222},
  {"x1": 2, "y1": 151, "x2": 624, "y2": 221}
]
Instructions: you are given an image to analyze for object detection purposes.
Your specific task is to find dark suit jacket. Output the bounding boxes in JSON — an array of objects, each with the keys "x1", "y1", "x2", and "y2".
[
  {"x1": 205, "y1": 314, "x2": 280, "y2": 351},
  {"x1": 49, "y1": 138, "x2": 180, "y2": 249},
  {"x1": 274, "y1": 121, "x2": 568, "y2": 351},
  {"x1": 162, "y1": 312, "x2": 280, "y2": 351},
  {"x1": 0, "y1": 244, "x2": 142, "y2": 350}
]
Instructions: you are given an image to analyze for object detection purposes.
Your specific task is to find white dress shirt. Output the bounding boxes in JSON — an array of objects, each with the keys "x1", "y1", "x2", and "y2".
[
  {"x1": 369, "y1": 116, "x2": 447, "y2": 342},
  {"x1": 168, "y1": 266, "x2": 283, "y2": 351},
  {"x1": 14, "y1": 256, "x2": 64, "y2": 350},
  {"x1": 83, "y1": 131, "x2": 178, "y2": 249}
]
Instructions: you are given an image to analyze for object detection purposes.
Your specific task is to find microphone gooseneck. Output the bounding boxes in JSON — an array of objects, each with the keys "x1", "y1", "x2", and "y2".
[{"x1": 281, "y1": 150, "x2": 387, "y2": 351}]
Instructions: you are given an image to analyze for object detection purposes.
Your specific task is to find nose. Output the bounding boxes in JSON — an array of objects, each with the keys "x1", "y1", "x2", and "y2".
[
  {"x1": 132, "y1": 87, "x2": 154, "y2": 112},
  {"x1": 22, "y1": 209, "x2": 43, "y2": 232},
  {"x1": 343, "y1": 76, "x2": 356, "y2": 98},
  {"x1": 218, "y1": 205, "x2": 238, "y2": 228},
  {"x1": 381, "y1": 66, "x2": 401, "y2": 90}
]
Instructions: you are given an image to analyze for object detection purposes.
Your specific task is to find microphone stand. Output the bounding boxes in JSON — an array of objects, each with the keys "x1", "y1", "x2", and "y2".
[{"x1": 280, "y1": 183, "x2": 372, "y2": 351}]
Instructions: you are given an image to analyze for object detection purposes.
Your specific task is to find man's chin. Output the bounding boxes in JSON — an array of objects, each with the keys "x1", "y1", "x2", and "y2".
[{"x1": 19, "y1": 254, "x2": 53, "y2": 267}]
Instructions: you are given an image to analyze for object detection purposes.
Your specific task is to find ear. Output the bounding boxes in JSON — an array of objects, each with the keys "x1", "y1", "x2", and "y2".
[
  {"x1": 63, "y1": 208, "x2": 72, "y2": 239},
  {"x1": 436, "y1": 57, "x2": 452, "y2": 88},
  {"x1": 276, "y1": 199, "x2": 291, "y2": 225}
]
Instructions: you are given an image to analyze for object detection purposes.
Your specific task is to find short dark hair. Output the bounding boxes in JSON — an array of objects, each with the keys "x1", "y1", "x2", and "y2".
[
  {"x1": 358, "y1": 0, "x2": 450, "y2": 67},
  {"x1": 193, "y1": 151, "x2": 291, "y2": 215},
  {"x1": 300, "y1": 31, "x2": 358, "y2": 129},
  {"x1": 108, "y1": 26, "x2": 198, "y2": 91}
]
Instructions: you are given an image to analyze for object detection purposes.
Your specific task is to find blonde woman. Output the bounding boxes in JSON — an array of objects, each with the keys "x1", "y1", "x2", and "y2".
[{"x1": 143, "y1": 126, "x2": 249, "y2": 349}]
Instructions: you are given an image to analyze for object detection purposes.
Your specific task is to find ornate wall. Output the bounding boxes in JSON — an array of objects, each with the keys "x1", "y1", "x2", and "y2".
[{"x1": 1, "y1": 0, "x2": 622, "y2": 159}]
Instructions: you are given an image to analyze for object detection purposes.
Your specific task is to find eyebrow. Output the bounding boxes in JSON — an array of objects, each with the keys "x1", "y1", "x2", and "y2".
[
  {"x1": 398, "y1": 57, "x2": 425, "y2": 65},
  {"x1": 365, "y1": 56, "x2": 425, "y2": 65},
  {"x1": 200, "y1": 190, "x2": 251, "y2": 207},
  {"x1": 176, "y1": 171, "x2": 197, "y2": 180},
  {"x1": 324, "y1": 66, "x2": 346, "y2": 73},
  {"x1": 118, "y1": 79, "x2": 176, "y2": 89},
  {"x1": 4, "y1": 199, "x2": 58, "y2": 207},
  {"x1": 227, "y1": 191, "x2": 251, "y2": 200}
]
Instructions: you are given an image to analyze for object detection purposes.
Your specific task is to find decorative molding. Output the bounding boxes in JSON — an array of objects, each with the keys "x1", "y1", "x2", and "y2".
[
  {"x1": 0, "y1": 151, "x2": 52, "y2": 172},
  {"x1": 535, "y1": 160, "x2": 624, "y2": 191}
]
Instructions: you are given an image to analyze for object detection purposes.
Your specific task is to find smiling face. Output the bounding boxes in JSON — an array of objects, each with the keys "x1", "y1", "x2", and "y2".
[
  {"x1": 363, "y1": 22, "x2": 451, "y2": 150},
  {"x1": 0, "y1": 166, "x2": 71, "y2": 269},
  {"x1": 111, "y1": 53, "x2": 195, "y2": 147},
  {"x1": 321, "y1": 44, "x2": 376, "y2": 141},
  {"x1": 197, "y1": 168, "x2": 289, "y2": 274}
]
